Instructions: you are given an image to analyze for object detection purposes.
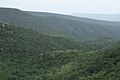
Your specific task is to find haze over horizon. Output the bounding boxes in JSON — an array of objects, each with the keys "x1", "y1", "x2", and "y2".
[{"x1": 0, "y1": 0, "x2": 120, "y2": 15}]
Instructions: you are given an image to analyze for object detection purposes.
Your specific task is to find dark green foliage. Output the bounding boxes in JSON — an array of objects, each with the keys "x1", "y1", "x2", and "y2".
[
  {"x1": 0, "y1": 23, "x2": 83, "y2": 54},
  {"x1": 0, "y1": 23, "x2": 119, "y2": 80},
  {"x1": 0, "y1": 22, "x2": 111, "y2": 53},
  {"x1": 0, "y1": 46, "x2": 120, "y2": 80}
]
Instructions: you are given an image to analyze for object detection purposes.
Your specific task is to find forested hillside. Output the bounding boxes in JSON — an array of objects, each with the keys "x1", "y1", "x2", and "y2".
[
  {"x1": 0, "y1": 7, "x2": 120, "y2": 40},
  {"x1": 0, "y1": 23, "x2": 119, "y2": 80},
  {"x1": 0, "y1": 7, "x2": 120, "y2": 80},
  {"x1": 0, "y1": 23, "x2": 83, "y2": 53},
  {"x1": 0, "y1": 22, "x2": 113, "y2": 53}
]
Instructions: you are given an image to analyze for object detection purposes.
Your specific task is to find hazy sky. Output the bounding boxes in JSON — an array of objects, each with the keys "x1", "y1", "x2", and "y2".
[{"x1": 0, "y1": 0, "x2": 120, "y2": 14}]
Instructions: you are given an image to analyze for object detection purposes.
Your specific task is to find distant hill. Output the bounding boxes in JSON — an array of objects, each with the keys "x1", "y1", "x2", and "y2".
[
  {"x1": 0, "y1": 7, "x2": 120, "y2": 40},
  {"x1": 72, "y1": 13, "x2": 120, "y2": 21}
]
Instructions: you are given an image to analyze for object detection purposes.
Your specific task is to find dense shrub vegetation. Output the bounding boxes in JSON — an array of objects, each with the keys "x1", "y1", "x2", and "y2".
[{"x1": 0, "y1": 23, "x2": 119, "y2": 80}]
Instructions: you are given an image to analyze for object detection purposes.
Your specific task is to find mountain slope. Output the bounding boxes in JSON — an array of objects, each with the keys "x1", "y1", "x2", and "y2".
[
  {"x1": 72, "y1": 13, "x2": 120, "y2": 21},
  {"x1": 27, "y1": 11, "x2": 120, "y2": 40},
  {"x1": 0, "y1": 23, "x2": 119, "y2": 80},
  {"x1": 0, "y1": 7, "x2": 120, "y2": 40},
  {"x1": 0, "y1": 22, "x2": 111, "y2": 53},
  {"x1": 0, "y1": 23, "x2": 83, "y2": 54}
]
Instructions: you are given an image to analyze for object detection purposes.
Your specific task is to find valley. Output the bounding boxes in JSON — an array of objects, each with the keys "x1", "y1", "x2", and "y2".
[{"x1": 0, "y1": 7, "x2": 120, "y2": 80}]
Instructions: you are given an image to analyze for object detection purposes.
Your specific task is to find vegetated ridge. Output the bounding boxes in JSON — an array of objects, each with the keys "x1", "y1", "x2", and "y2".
[{"x1": 0, "y1": 7, "x2": 120, "y2": 40}]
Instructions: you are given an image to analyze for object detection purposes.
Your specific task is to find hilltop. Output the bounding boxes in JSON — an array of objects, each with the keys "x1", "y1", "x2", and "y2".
[
  {"x1": 72, "y1": 13, "x2": 120, "y2": 21},
  {"x1": 0, "y1": 7, "x2": 120, "y2": 40}
]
